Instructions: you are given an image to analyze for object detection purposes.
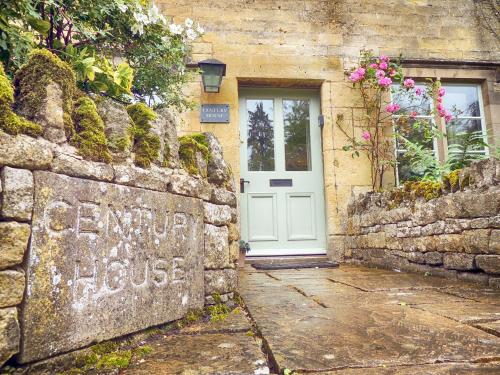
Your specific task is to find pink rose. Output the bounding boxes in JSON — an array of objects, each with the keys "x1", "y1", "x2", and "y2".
[
  {"x1": 369, "y1": 63, "x2": 378, "y2": 69},
  {"x1": 375, "y1": 69, "x2": 385, "y2": 79},
  {"x1": 444, "y1": 110, "x2": 453, "y2": 123},
  {"x1": 386, "y1": 104, "x2": 400, "y2": 113},
  {"x1": 403, "y1": 78, "x2": 415, "y2": 89},
  {"x1": 389, "y1": 69, "x2": 396, "y2": 77},
  {"x1": 356, "y1": 67, "x2": 366, "y2": 76},
  {"x1": 415, "y1": 88, "x2": 422, "y2": 96},
  {"x1": 361, "y1": 131, "x2": 371, "y2": 141},
  {"x1": 349, "y1": 72, "x2": 361, "y2": 82},
  {"x1": 437, "y1": 97, "x2": 442, "y2": 103},
  {"x1": 409, "y1": 111, "x2": 417, "y2": 119},
  {"x1": 438, "y1": 87, "x2": 446, "y2": 97},
  {"x1": 379, "y1": 62, "x2": 388, "y2": 70},
  {"x1": 380, "y1": 55, "x2": 390, "y2": 62},
  {"x1": 436, "y1": 103, "x2": 443, "y2": 111},
  {"x1": 378, "y1": 77, "x2": 392, "y2": 87}
]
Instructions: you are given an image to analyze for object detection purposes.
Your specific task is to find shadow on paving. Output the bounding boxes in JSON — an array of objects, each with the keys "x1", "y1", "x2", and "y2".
[{"x1": 239, "y1": 265, "x2": 500, "y2": 374}]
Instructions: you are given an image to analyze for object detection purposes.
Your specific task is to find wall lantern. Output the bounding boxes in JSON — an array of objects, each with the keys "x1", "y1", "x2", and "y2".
[{"x1": 198, "y1": 59, "x2": 226, "y2": 93}]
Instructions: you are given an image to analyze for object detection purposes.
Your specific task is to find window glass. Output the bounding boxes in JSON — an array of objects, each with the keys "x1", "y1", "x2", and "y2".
[
  {"x1": 246, "y1": 99, "x2": 275, "y2": 171},
  {"x1": 442, "y1": 85, "x2": 480, "y2": 117},
  {"x1": 391, "y1": 84, "x2": 432, "y2": 115},
  {"x1": 283, "y1": 99, "x2": 311, "y2": 171}
]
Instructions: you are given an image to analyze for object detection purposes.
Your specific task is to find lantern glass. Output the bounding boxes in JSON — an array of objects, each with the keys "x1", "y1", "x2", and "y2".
[{"x1": 199, "y1": 59, "x2": 226, "y2": 93}]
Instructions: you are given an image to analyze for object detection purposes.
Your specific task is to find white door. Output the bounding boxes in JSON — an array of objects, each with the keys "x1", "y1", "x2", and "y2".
[{"x1": 239, "y1": 88, "x2": 326, "y2": 256}]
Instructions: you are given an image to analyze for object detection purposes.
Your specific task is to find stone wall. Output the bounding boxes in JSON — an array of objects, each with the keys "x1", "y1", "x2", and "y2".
[
  {"x1": 0, "y1": 89, "x2": 238, "y2": 366},
  {"x1": 344, "y1": 159, "x2": 500, "y2": 288}
]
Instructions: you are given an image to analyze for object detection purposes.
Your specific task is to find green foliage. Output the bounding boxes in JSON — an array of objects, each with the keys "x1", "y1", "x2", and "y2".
[
  {"x1": 14, "y1": 49, "x2": 76, "y2": 137},
  {"x1": 71, "y1": 97, "x2": 112, "y2": 162},
  {"x1": 0, "y1": 62, "x2": 41, "y2": 136},
  {"x1": 178, "y1": 133, "x2": 210, "y2": 176},
  {"x1": 133, "y1": 345, "x2": 154, "y2": 357},
  {"x1": 127, "y1": 103, "x2": 160, "y2": 168},
  {"x1": 95, "y1": 350, "x2": 132, "y2": 370},
  {"x1": 0, "y1": 0, "x2": 203, "y2": 109},
  {"x1": 207, "y1": 293, "x2": 230, "y2": 322}
]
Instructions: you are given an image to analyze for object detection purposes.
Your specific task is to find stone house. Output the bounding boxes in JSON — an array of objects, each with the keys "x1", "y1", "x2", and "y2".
[{"x1": 158, "y1": 0, "x2": 500, "y2": 261}]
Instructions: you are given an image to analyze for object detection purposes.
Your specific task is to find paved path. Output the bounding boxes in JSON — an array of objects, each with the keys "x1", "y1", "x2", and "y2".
[{"x1": 239, "y1": 265, "x2": 500, "y2": 374}]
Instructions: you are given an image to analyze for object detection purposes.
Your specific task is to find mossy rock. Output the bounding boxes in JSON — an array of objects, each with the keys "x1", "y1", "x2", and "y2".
[
  {"x1": 442, "y1": 169, "x2": 461, "y2": 192},
  {"x1": 127, "y1": 103, "x2": 160, "y2": 168},
  {"x1": 14, "y1": 49, "x2": 76, "y2": 138},
  {"x1": 71, "y1": 97, "x2": 112, "y2": 163},
  {"x1": 178, "y1": 133, "x2": 210, "y2": 176},
  {"x1": 0, "y1": 63, "x2": 42, "y2": 136},
  {"x1": 388, "y1": 180, "x2": 443, "y2": 209}
]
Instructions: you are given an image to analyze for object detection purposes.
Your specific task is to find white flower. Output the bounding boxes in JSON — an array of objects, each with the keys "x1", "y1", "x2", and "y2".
[
  {"x1": 169, "y1": 23, "x2": 183, "y2": 35},
  {"x1": 186, "y1": 28, "x2": 197, "y2": 40},
  {"x1": 148, "y1": 4, "x2": 160, "y2": 24},
  {"x1": 196, "y1": 24, "x2": 205, "y2": 34},
  {"x1": 133, "y1": 12, "x2": 148, "y2": 24},
  {"x1": 184, "y1": 18, "x2": 193, "y2": 28},
  {"x1": 159, "y1": 14, "x2": 167, "y2": 25},
  {"x1": 117, "y1": 3, "x2": 128, "y2": 13},
  {"x1": 131, "y1": 23, "x2": 144, "y2": 35}
]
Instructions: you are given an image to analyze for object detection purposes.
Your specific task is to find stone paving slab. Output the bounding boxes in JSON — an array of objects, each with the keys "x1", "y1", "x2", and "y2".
[
  {"x1": 181, "y1": 307, "x2": 252, "y2": 334},
  {"x1": 241, "y1": 265, "x2": 500, "y2": 373},
  {"x1": 313, "y1": 362, "x2": 500, "y2": 374},
  {"x1": 475, "y1": 320, "x2": 500, "y2": 337}
]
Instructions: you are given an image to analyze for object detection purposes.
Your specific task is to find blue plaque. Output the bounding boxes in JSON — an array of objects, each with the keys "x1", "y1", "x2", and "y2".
[{"x1": 200, "y1": 104, "x2": 230, "y2": 123}]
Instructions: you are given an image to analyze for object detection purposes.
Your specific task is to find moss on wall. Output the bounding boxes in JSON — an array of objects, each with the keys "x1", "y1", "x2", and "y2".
[
  {"x1": 14, "y1": 49, "x2": 76, "y2": 138},
  {"x1": 71, "y1": 97, "x2": 112, "y2": 163},
  {"x1": 127, "y1": 103, "x2": 160, "y2": 168},
  {"x1": 389, "y1": 180, "x2": 443, "y2": 208},
  {"x1": 0, "y1": 63, "x2": 42, "y2": 136},
  {"x1": 178, "y1": 133, "x2": 210, "y2": 176}
]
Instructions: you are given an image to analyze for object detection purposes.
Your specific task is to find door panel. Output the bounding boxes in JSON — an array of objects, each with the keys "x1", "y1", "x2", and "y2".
[{"x1": 239, "y1": 88, "x2": 326, "y2": 256}]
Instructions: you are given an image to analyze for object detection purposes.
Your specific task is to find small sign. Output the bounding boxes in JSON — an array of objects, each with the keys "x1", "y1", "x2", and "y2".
[{"x1": 200, "y1": 104, "x2": 230, "y2": 123}]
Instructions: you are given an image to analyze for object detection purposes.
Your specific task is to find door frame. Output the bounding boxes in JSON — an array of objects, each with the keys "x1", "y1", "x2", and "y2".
[{"x1": 238, "y1": 87, "x2": 327, "y2": 256}]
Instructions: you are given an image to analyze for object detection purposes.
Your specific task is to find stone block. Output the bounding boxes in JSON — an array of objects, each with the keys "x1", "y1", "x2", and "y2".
[
  {"x1": 457, "y1": 272, "x2": 490, "y2": 285},
  {"x1": 0, "y1": 222, "x2": 30, "y2": 270},
  {"x1": 228, "y1": 223, "x2": 240, "y2": 242},
  {"x1": 204, "y1": 224, "x2": 229, "y2": 269},
  {"x1": 19, "y1": 171, "x2": 204, "y2": 363},
  {"x1": 1, "y1": 167, "x2": 34, "y2": 221},
  {"x1": 229, "y1": 241, "x2": 239, "y2": 263},
  {"x1": 0, "y1": 131, "x2": 53, "y2": 170},
  {"x1": 203, "y1": 132, "x2": 232, "y2": 187},
  {"x1": 463, "y1": 229, "x2": 490, "y2": 254},
  {"x1": 424, "y1": 252, "x2": 443, "y2": 266},
  {"x1": 203, "y1": 202, "x2": 232, "y2": 226},
  {"x1": 0, "y1": 270, "x2": 25, "y2": 307},
  {"x1": 211, "y1": 187, "x2": 237, "y2": 207},
  {"x1": 151, "y1": 107, "x2": 180, "y2": 168},
  {"x1": 475, "y1": 255, "x2": 500, "y2": 275},
  {"x1": 490, "y1": 230, "x2": 500, "y2": 254},
  {"x1": 204, "y1": 269, "x2": 238, "y2": 296},
  {"x1": 51, "y1": 151, "x2": 114, "y2": 181},
  {"x1": 169, "y1": 173, "x2": 212, "y2": 201},
  {"x1": 470, "y1": 218, "x2": 490, "y2": 229},
  {"x1": 114, "y1": 164, "x2": 171, "y2": 192},
  {"x1": 435, "y1": 195, "x2": 463, "y2": 219},
  {"x1": 489, "y1": 278, "x2": 500, "y2": 288},
  {"x1": 458, "y1": 190, "x2": 500, "y2": 218},
  {"x1": 96, "y1": 97, "x2": 132, "y2": 159},
  {"x1": 0, "y1": 308, "x2": 20, "y2": 367},
  {"x1": 443, "y1": 253, "x2": 476, "y2": 271}
]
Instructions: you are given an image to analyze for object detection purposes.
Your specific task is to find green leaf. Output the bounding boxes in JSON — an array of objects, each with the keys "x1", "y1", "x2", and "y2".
[{"x1": 27, "y1": 17, "x2": 50, "y2": 36}]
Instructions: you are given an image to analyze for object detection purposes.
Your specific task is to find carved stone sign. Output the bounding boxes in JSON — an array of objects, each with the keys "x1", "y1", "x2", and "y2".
[
  {"x1": 19, "y1": 172, "x2": 204, "y2": 363},
  {"x1": 200, "y1": 104, "x2": 230, "y2": 123}
]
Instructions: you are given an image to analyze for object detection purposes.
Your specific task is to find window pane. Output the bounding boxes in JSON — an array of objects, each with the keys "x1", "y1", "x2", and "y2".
[
  {"x1": 442, "y1": 85, "x2": 480, "y2": 117},
  {"x1": 397, "y1": 151, "x2": 427, "y2": 182},
  {"x1": 391, "y1": 84, "x2": 432, "y2": 115},
  {"x1": 283, "y1": 99, "x2": 311, "y2": 171},
  {"x1": 447, "y1": 118, "x2": 486, "y2": 152},
  {"x1": 395, "y1": 117, "x2": 434, "y2": 151},
  {"x1": 247, "y1": 99, "x2": 275, "y2": 171}
]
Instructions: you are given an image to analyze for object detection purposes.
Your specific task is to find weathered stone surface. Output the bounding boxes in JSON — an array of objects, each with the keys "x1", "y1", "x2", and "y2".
[
  {"x1": 203, "y1": 132, "x2": 232, "y2": 186},
  {"x1": 443, "y1": 253, "x2": 476, "y2": 271},
  {"x1": 51, "y1": 151, "x2": 114, "y2": 181},
  {"x1": 113, "y1": 164, "x2": 171, "y2": 191},
  {"x1": 468, "y1": 158, "x2": 500, "y2": 188},
  {"x1": 20, "y1": 171, "x2": 205, "y2": 363},
  {"x1": 96, "y1": 97, "x2": 132, "y2": 158},
  {"x1": 211, "y1": 187, "x2": 237, "y2": 207},
  {"x1": 182, "y1": 307, "x2": 251, "y2": 334},
  {"x1": 475, "y1": 255, "x2": 500, "y2": 275},
  {"x1": 0, "y1": 222, "x2": 30, "y2": 270},
  {"x1": 0, "y1": 131, "x2": 53, "y2": 170},
  {"x1": 435, "y1": 195, "x2": 463, "y2": 219},
  {"x1": 125, "y1": 332, "x2": 268, "y2": 375},
  {"x1": 475, "y1": 320, "x2": 500, "y2": 337},
  {"x1": 424, "y1": 251, "x2": 443, "y2": 266},
  {"x1": 204, "y1": 224, "x2": 229, "y2": 269},
  {"x1": 228, "y1": 223, "x2": 240, "y2": 242},
  {"x1": 458, "y1": 189, "x2": 500, "y2": 218},
  {"x1": 0, "y1": 308, "x2": 20, "y2": 367},
  {"x1": 229, "y1": 240, "x2": 239, "y2": 263},
  {"x1": 490, "y1": 230, "x2": 500, "y2": 254},
  {"x1": 0, "y1": 270, "x2": 25, "y2": 307},
  {"x1": 1, "y1": 167, "x2": 34, "y2": 221},
  {"x1": 34, "y1": 82, "x2": 67, "y2": 143},
  {"x1": 203, "y1": 201, "x2": 232, "y2": 226},
  {"x1": 205, "y1": 269, "x2": 238, "y2": 295},
  {"x1": 169, "y1": 173, "x2": 211, "y2": 201},
  {"x1": 151, "y1": 108, "x2": 180, "y2": 168}
]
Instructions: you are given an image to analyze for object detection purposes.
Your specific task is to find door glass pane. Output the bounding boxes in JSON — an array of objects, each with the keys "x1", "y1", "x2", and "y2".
[
  {"x1": 442, "y1": 85, "x2": 480, "y2": 117},
  {"x1": 247, "y1": 99, "x2": 275, "y2": 171},
  {"x1": 283, "y1": 99, "x2": 311, "y2": 171}
]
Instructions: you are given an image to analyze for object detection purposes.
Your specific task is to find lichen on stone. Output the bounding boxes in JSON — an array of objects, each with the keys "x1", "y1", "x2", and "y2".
[
  {"x1": 0, "y1": 63, "x2": 42, "y2": 136},
  {"x1": 388, "y1": 180, "x2": 443, "y2": 208},
  {"x1": 71, "y1": 97, "x2": 112, "y2": 163},
  {"x1": 14, "y1": 49, "x2": 76, "y2": 138},
  {"x1": 178, "y1": 133, "x2": 210, "y2": 176},
  {"x1": 127, "y1": 103, "x2": 160, "y2": 168},
  {"x1": 443, "y1": 169, "x2": 461, "y2": 192}
]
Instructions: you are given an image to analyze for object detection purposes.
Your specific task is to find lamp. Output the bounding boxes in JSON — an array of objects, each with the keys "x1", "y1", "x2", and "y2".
[{"x1": 198, "y1": 59, "x2": 226, "y2": 93}]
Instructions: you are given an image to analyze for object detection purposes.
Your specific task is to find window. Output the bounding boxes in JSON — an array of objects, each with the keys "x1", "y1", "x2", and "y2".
[{"x1": 393, "y1": 83, "x2": 487, "y2": 184}]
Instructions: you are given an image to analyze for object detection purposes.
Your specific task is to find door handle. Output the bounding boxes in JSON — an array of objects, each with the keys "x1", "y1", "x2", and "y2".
[{"x1": 240, "y1": 178, "x2": 250, "y2": 193}]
